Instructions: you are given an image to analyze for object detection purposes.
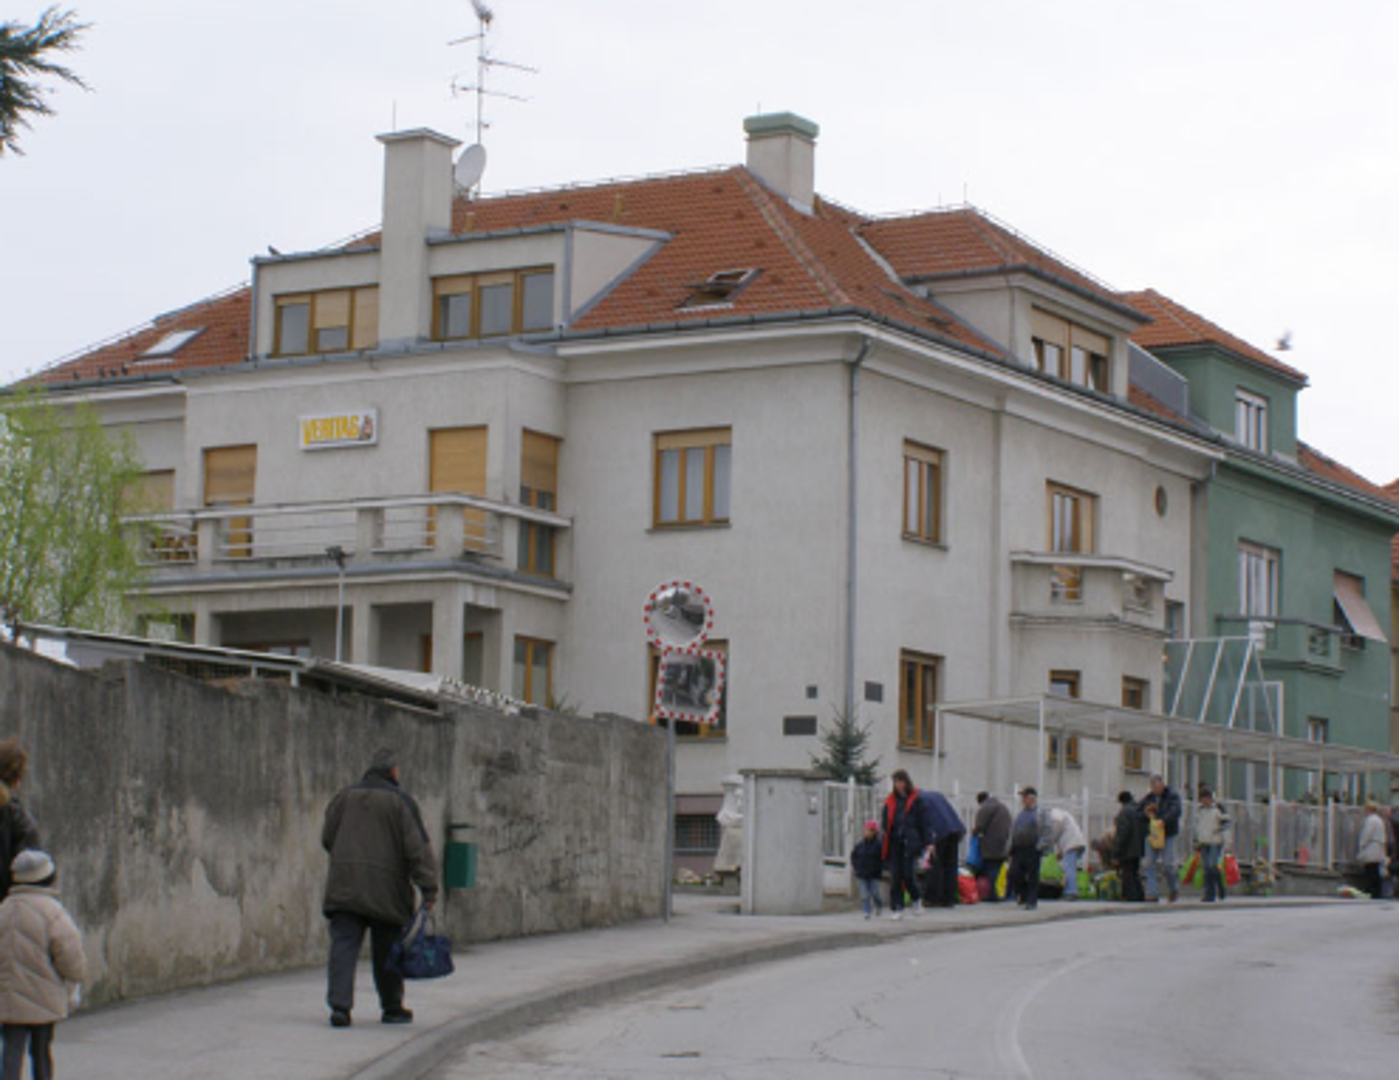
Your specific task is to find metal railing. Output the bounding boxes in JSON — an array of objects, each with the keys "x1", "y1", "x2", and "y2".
[{"x1": 124, "y1": 492, "x2": 570, "y2": 577}]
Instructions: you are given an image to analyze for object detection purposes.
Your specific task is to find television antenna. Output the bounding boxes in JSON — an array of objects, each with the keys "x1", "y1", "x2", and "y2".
[{"x1": 448, "y1": 0, "x2": 538, "y2": 156}]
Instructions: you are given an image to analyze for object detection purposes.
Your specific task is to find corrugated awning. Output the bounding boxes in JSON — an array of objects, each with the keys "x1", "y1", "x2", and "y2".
[{"x1": 1334, "y1": 573, "x2": 1388, "y2": 643}]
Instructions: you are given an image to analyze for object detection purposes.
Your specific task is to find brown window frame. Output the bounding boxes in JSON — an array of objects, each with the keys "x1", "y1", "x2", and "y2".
[
  {"x1": 273, "y1": 287, "x2": 378, "y2": 357},
  {"x1": 1031, "y1": 308, "x2": 1111, "y2": 392},
  {"x1": 513, "y1": 636, "x2": 554, "y2": 706},
  {"x1": 1047, "y1": 669, "x2": 1081, "y2": 767},
  {"x1": 653, "y1": 428, "x2": 732, "y2": 528},
  {"x1": 648, "y1": 639, "x2": 729, "y2": 739},
  {"x1": 519, "y1": 430, "x2": 560, "y2": 577},
  {"x1": 1047, "y1": 482, "x2": 1096, "y2": 602},
  {"x1": 1121, "y1": 676, "x2": 1149, "y2": 770},
  {"x1": 899, "y1": 650, "x2": 940, "y2": 751},
  {"x1": 902, "y1": 441, "x2": 944, "y2": 544},
  {"x1": 431, "y1": 266, "x2": 555, "y2": 342}
]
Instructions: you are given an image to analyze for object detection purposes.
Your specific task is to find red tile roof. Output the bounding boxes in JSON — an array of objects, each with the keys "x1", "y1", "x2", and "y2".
[
  {"x1": 37, "y1": 287, "x2": 250, "y2": 385},
  {"x1": 1122, "y1": 288, "x2": 1307, "y2": 383},
  {"x1": 1127, "y1": 384, "x2": 1187, "y2": 424},
  {"x1": 1386, "y1": 481, "x2": 1399, "y2": 582},
  {"x1": 1297, "y1": 442, "x2": 1398, "y2": 505},
  {"x1": 857, "y1": 208, "x2": 1132, "y2": 313}
]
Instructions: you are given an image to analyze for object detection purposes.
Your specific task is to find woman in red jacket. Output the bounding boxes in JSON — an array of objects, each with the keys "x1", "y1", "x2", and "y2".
[{"x1": 881, "y1": 770, "x2": 932, "y2": 919}]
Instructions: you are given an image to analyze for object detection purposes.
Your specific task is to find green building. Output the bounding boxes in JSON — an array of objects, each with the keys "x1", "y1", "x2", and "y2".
[{"x1": 1128, "y1": 289, "x2": 1399, "y2": 800}]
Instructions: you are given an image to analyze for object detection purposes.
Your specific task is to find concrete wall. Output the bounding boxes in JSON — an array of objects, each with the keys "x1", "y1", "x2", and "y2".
[{"x1": 0, "y1": 643, "x2": 665, "y2": 1006}]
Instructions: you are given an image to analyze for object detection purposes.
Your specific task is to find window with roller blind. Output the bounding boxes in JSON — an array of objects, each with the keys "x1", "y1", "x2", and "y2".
[
  {"x1": 518, "y1": 430, "x2": 559, "y2": 577},
  {"x1": 654, "y1": 428, "x2": 731, "y2": 528},
  {"x1": 429, "y1": 427, "x2": 488, "y2": 551},
  {"x1": 203, "y1": 445, "x2": 256, "y2": 558},
  {"x1": 1031, "y1": 308, "x2": 1110, "y2": 392},
  {"x1": 274, "y1": 287, "x2": 378, "y2": 356}
]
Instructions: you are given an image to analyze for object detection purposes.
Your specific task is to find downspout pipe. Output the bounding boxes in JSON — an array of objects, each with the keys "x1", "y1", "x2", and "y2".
[{"x1": 845, "y1": 335, "x2": 873, "y2": 722}]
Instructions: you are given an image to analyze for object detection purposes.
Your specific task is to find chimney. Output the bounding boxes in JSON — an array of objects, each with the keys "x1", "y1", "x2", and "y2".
[
  {"x1": 743, "y1": 112, "x2": 819, "y2": 214},
  {"x1": 376, "y1": 128, "x2": 461, "y2": 347}
]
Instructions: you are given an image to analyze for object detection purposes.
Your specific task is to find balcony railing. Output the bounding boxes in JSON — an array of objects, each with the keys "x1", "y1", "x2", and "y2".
[
  {"x1": 124, "y1": 493, "x2": 571, "y2": 580},
  {"x1": 1010, "y1": 552, "x2": 1171, "y2": 630},
  {"x1": 1215, "y1": 615, "x2": 1342, "y2": 673}
]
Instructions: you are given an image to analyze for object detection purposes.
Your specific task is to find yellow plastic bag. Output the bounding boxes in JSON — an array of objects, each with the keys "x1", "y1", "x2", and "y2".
[
  {"x1": 1148, "y1": 819, "x2": 1166, "y2": 851},
  {"x1": 996, "y1": 861, "x2": 1008, "y2": 899}
]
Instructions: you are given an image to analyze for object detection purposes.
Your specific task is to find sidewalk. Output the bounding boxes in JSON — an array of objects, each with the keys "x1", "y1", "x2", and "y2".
[{"x1": 57, "y1": 893, "x2": 1344, "y2": 1080}]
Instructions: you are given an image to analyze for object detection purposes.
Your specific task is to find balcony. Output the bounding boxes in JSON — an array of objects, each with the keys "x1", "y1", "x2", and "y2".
[
  {"x1": 1010, "y1": 552, "x2": 1171, "y2": 633},
  {"x1": 124, "y1": 493, "x2": 572, "y2": 588},
  {"x1": 1215, "y1": 615, "x2": 1342, "y2": 675}
]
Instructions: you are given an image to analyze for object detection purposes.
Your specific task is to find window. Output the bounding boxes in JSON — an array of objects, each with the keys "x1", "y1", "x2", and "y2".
[
  {"x1": 1237, "y1": 542, "x2": 1280, "y2": 618},
  {"x1": 1234, "y1": 390, "x2": 1269, "y2": 452},
  {"x1": 902, "y1": 441, "x2": 943, "y2": 544},
  {"x1": 518, "y1": 431, "x2": 560, "y2": 577},
  {"x1": 138, "y1": 328, "x2": 203, "y2": 360},
  {"x1": 675, "y1": 814, "x2": 721, "y2": 855},
  {"x1": 899, "y1": 651, "x2": 940, "y2": 751},
  {"x1": 429, "y1": 427, "x2": 488, "y2": 551},
  {"x1": 1048, "y1": 670, "x2": 1080, "y2": 767},
  {"x1": 1306, "y1": 718, "x2": 1328, "y2": 794},
  {"x1": 679, "y1": 269, "x2": 758, "y2": 310},
  {"x1": 1165, "y1": 600, "x2": 1186, "y2": 640},
  {"x1": 1048, "y1": 482, "x2": 1096, "y2": 601},
  {"x1": 649, "y1": 639, "x2": 729, "y2": 738},
  {"x1": 1031, "y1": 308, "x2": 1110, "y2": 392},
  {"x1": 203, "y1": 445, "x2": 256, "y2": 558},
  {"x1": 432, "y1": 268, "x2": 555, "y2": 341},
  {"x1": 1121, "y1": 676, "x2": 1148, "y2": 769},
  {"x1": 1333, "y1": 571, "x2": 1385, "y2": 652},
  {"x1": 274, "y1": 288, "x2": 378, "y2": 356},
  {"x1": 654, "y1": 428, "x2": 731, "y2": 527},
  {"x1": 513, "y1": 637, "x2": 553, "y2": 705}
]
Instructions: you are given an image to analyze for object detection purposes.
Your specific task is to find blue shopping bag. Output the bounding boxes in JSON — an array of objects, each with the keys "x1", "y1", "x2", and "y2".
[
  {"x1": 966, "y1": 835, "x2": 983, "y2": 870},
  {"x1": 387, "y1": 908, "x2": 455, "y2": 980}
]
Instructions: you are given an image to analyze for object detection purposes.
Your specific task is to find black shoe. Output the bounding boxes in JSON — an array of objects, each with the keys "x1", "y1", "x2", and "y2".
[
  {"x1": 330, "y1": 1010, "x2": 352, "y2": 1028},
  {"x1": 382, "y1": 1009, "x2": 414, "y2": 1025}
]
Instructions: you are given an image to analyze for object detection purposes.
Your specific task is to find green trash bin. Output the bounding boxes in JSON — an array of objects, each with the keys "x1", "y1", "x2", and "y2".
[{"x1": 444, "y1": 823, "x2": 477, "y2": 890}]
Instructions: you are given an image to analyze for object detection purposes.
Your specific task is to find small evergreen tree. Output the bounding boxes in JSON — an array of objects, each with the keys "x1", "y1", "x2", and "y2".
[
  {"x1": 1, "y1": 7, "x2": 88, "y2": 156},
  {"x1": 810, "y1": 707, "x2": 880, "y2": 785}
]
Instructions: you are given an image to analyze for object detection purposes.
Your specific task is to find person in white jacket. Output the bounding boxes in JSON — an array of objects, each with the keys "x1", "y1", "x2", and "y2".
[
  {"x1": 0, "y1": 850, "x2": 86, "y2": 1080},
  {"x1": 1193, "y1": 787, "x2": 1230, "y2": 902},
  {"x1": 1045, "y1": 807, "x2": 1087, "y2": 899},
  {"x1": 1357, "y1": 801, "x2": 1388, "y2": 901}
]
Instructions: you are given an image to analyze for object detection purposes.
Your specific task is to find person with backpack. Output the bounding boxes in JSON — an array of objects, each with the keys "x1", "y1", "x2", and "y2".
[
  {"x1": 1140, "y1": 774, "x2": 1182, "y2": 903},
  {"x1": 881, "y1": 770, "x2": 932, "y2": 919},
  {"x1": 0, "y1": 741, "x2": 40, "y2": 904}
]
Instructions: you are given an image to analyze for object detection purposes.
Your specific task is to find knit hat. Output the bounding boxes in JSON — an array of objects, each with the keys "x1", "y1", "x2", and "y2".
[
  {"x1": 369, "y1": 747, "x2": 398, "y2": 772},
  {"x1": 11, "y1": 849, "x2": 54, "y2": 885},
  {"x1": 863, "y1": 820, "x2": 879, "y2": 831}
]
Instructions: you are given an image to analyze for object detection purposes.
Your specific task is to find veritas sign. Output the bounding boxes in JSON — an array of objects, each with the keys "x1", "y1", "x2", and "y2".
[{"x1": 299, "y1": 410, "x2": 378, "y2": 450}]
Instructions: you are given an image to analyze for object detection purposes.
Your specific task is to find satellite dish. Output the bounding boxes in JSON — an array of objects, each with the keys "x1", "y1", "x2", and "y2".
[{"x1": 454, "y1": 143, "x2": 487, "y2": 192}]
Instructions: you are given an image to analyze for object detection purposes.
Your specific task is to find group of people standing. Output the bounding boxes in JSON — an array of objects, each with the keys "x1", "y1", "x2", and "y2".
[
  {"x1": 850, "y1": 772, "x2": 1230, "y2": 914},
  {"x1": 0, "y1": 739, "x2": 86, "y2": 1080}
]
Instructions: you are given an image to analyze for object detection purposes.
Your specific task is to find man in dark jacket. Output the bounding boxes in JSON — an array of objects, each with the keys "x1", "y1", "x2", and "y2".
[
  {"x1": 322, "y1": 748, "x2": 439, "y2": 1028},
  {"x1": 917, "y1": 789, "x2": 966, "y2": 908},
  {"x1": 1112, "y1": 791, "x2": 1146, "y2": 902},
  {"x1": 0, "y1": 740, "x2": 41, "y2": 903},
  {"x1": 1008, "y1": 787, "x2": 1049, "y2": 910},
  {"x1": 881, "y1": 770, "x2": 932, "y2": 919},
  {"x1": 972, "y1": 792, "x2": 1012, "y2": 902},
  {"x1": 1139, "y1": 774, "x2": 1182, "y2": 903}
]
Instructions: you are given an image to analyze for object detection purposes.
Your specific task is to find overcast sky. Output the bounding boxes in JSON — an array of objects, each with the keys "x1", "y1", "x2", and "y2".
[{"x1": 2, "y1": 0, "x2": 1394, "y2": 484}]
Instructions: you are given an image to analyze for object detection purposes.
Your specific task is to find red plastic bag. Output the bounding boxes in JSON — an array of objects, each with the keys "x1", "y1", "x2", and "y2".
[
  {"x1": 1223, "y1": 853, "x2": 1241, "y2": 887},
  {"x1": 976, "y1": 875, "x2": 994, "y2": 902},
  {"x1": 958, "y1": 873, "x2": 980, "y2": 904}
]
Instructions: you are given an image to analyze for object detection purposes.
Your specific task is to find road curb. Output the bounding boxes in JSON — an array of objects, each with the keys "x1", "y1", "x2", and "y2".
[{"x1": 347, "y1": 898, "x2": 1348, "y2": 1079}]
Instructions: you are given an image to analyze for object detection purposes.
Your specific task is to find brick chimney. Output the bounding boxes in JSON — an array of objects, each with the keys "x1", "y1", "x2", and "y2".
[
  {"x1": 743, "y1": 112, "x2": 819, "y2": 214},
  {"x1": 376, "y1": 129, "x2": 460, "y2": 347}
]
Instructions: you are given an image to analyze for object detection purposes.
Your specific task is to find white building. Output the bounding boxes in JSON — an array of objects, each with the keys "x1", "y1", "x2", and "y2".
[{"x1": 38, "y1": 115, "x2": 1220, "y2": 862}]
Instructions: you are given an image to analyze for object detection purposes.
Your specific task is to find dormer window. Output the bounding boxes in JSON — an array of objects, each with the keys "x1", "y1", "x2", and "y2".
[
  {"x1": 433, "y1": 268, "x2": 555, "y2": 341},
  {"x1": 1031, "y1": 308, "x2": 1109, "y2": 392},
  {"x1": 679, "y1": 269, "x2": 758, "y2": 310},
  {"x1": 274, "y1": 288, "x2": 378, "y2": 357},
  {"x1": 1234, "y1": 390, "x2": 1268, "y2": 452}
]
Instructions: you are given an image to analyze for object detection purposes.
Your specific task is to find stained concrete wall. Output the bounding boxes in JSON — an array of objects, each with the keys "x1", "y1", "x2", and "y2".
[{"x1": 0, "y1": 643, "x2": 665, "y2": 1006}]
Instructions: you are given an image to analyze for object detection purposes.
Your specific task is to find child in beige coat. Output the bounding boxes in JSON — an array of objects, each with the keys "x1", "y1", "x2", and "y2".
[{"x1": 0, "y1": 851, "x2": 85, "y2": 1080}]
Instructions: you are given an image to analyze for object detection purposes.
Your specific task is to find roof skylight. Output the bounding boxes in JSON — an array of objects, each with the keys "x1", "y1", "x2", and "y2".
[
  {"x1": 679, "y1": 269, "x2": 759, "y2": 310},
  {"x1": 139, "y1": 327, "x2": 204, "y2": 360}
]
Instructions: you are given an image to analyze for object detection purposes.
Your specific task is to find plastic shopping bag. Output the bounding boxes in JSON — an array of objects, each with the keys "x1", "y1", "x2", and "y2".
[
  {"x1": 1223, "y1": 853, "x2": 1242, "y2": 888},
  {"x1": 966, "y1": 835, "x2": 983, "y2": 871},
  {"x1": 996, "y1": 861, "x2": 1008, "y2": 899},
  {"x1": 1180, "y1": 852, "x2": 1202, "y2": 888}
]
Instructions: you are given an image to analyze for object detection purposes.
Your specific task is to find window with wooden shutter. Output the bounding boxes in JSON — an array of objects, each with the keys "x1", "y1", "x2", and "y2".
[
  {"x1": 519, "y1": 430, "x2": 560, "y2": 576},
  {"x1": 429, "y1": 427, "x2": 488, "y2": 550},
  {"x1": 204, "y1": 445, "x2": 256, "y2": 558}
]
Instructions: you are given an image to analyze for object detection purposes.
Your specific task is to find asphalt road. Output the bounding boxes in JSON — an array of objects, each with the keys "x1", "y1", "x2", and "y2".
[{"x1": 435, "y1": 904, "x2": 1399, "y2": 1079}]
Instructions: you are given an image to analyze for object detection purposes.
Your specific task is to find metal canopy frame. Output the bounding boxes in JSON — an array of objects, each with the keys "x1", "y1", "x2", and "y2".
[{"x1": 933, "y1": 694, "x2": 1399, "y2": 798}]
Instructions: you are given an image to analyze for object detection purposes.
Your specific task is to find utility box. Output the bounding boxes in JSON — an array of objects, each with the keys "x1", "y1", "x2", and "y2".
[
  {"x1": 740, "y1": 769, "x2": 824, "y2": 915},
  {"x1": 444, "y1": 823, "x2": 477, "y2": 890}
]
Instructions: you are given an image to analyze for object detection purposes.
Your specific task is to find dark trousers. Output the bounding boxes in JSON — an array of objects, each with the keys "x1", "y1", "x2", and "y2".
[
  {"x1": 2, "y1": 1023, "x2": 54, "y2": 1080},
  {"x1": 926, "y1": 835, "x2": 961, "y2": 906},
  {"x1": 1119, "y1": 858, "x2": 1144, "y2": 902},
  {"x1": 1364, "y1": 863, "x2": 1385, "y2": 901},
  {"x1": 888, "y1": 845, "x2": 921, "y2": 911},
  {"x1": 1009, "y1": 847, "x2": 1040, "y2": 907},
  {"x1": 979, "y1": 857, "x2": 1006, "y2": 901},
  {"x1": 327, "y1": 910, "x2": 405, "y2": 1016}
]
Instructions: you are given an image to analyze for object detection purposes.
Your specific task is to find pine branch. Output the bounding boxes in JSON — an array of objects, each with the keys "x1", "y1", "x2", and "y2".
[{"x1": 0, "y1": 7, "x2": 90, "y2": 156}]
